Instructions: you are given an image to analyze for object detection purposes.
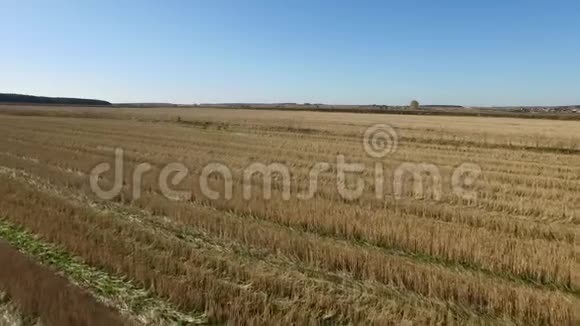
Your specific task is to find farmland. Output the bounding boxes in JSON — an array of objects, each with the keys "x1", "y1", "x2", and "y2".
[{"x1": 0, "y1": 104, "x2": 579, "y2": 325}]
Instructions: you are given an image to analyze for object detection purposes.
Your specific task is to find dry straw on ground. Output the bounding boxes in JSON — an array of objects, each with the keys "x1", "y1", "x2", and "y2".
[{"x1": 0, "y1": 105, "x2": 578, "y2": 324}]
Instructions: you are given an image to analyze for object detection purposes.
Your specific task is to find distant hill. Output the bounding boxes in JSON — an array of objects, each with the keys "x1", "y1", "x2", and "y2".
[
  {"x1": 115, "y1": 103, "x2": 179, "y2": 107},
  {"x1": 0, "y1": 93, "x2": 111, "y2": 106},
  {"x1": 421, "y1": 105, "x2": 464, "y2": 108}
]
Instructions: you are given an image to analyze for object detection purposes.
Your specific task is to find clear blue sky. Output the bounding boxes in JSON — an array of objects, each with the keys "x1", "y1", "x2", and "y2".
[{"x1": 1, "y1": 0, "x2": 579, "y2": 106}]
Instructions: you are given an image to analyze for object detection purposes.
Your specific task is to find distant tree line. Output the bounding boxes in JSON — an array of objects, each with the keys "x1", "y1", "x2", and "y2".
[{"x1": 0, "y1": 93, "x2": 111, "y2": 106}]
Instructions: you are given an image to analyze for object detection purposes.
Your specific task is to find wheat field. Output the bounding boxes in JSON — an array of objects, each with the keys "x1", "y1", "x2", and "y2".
[{"x1": 0, "y1": 104, "x2": 578, "y2": 325}]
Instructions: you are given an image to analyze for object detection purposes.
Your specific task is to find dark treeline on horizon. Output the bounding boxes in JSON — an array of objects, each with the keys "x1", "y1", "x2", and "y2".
[{"x1": 0, "y1": 93, "x2": 111, "y2": 106}]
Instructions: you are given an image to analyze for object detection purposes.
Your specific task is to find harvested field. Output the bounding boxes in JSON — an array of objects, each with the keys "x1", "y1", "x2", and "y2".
[
  {"x1": 0, "y1": 104, "x2": 578, "y2": 324},
  {"x1": 0, "y1": 240, "x2": 130, "y2": 326},
  {"x1": 0, "y1": 291, "x2": 40, "y2": 326}
]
